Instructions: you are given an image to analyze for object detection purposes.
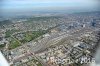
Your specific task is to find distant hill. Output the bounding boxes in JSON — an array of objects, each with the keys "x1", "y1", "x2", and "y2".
[{"x1": 0, "y1": 20, "x2": 12, "y2": 26}]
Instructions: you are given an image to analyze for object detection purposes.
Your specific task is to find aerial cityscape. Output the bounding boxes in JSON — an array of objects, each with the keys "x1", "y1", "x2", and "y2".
[{"x1": 0, "y1": 0, "x2": 100, "y2": 66}]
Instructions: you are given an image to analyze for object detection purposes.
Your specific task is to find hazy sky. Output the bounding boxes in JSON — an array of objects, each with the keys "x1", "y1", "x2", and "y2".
[{"x1": 0, "y1": 0, "x2": 100, "y2": 16}]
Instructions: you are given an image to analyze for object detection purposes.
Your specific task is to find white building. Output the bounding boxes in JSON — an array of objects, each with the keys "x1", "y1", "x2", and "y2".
[{"x1": 0, "y1": 51, "x2": 9, "y2": 66}]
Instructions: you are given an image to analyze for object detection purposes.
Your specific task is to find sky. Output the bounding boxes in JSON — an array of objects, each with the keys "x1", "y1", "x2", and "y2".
[{"x1": 0, "y1": 0, "x2": 100, "y2": 16}]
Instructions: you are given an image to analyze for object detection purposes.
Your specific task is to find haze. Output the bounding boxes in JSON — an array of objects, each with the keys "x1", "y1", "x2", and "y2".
[{"x1": 0, "y1": 0, "x2": 100, "y2": 17}]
